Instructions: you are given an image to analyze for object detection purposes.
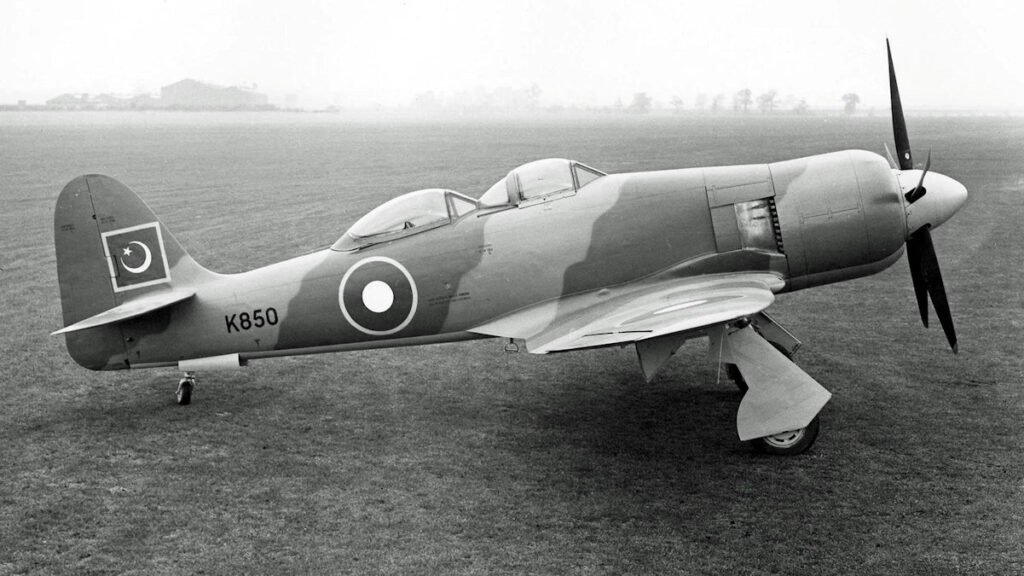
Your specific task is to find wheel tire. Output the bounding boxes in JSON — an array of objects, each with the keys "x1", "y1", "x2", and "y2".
[
  {"x1": 750, "y1": 416, "x2": 820, "y2": 456},
  {"x1": 176, "y1": 379, "x2": 193, "y2": 405}
]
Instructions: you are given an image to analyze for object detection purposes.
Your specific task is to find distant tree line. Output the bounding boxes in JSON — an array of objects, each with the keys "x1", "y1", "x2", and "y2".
[{"x1": 408, "y1": 85, "x2": 863, "y2": 116}]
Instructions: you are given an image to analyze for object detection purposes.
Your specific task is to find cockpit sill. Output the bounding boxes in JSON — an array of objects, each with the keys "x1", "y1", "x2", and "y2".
[{"x1": 331, "y1": 158, "x2": 606, "y2": 252}]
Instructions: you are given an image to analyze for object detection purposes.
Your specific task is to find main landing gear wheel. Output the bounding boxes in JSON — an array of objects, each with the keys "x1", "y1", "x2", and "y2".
[
  {"x1": 750, "y1": 416, "x2": 820, "y2": 456},
  {"x1": 176, "y1": 374, "x2": 195, "y2": 405}
]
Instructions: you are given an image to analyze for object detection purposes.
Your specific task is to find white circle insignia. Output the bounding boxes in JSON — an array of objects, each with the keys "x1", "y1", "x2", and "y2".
[
  {"x1": 362, "y1": 280, "x2": 394, "y2": 313},
  {"x1": 338, "y1": 256, "x2": 418, "y2": 336}
]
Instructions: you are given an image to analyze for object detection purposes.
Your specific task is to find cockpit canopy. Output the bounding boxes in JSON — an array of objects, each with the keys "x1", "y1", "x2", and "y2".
[
  {"x1": 479, "y1": 158, "x2": 605, "y2": 206},
  {"x1": 332, "y1": 188, "x2": 479, "y2": 251},
  {"x1": 332, "y1": 159, "x2": 605, "y2": 251}
]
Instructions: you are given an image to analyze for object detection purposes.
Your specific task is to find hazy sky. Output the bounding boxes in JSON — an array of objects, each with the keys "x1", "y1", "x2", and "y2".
[{"x1": 3, "y1": 0, "x2": 1021, "y2": 110}]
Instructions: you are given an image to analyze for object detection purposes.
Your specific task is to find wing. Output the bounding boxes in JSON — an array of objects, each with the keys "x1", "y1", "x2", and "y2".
[{"x1": 469, "y1": 272, "x2": 783, "y2": 354}]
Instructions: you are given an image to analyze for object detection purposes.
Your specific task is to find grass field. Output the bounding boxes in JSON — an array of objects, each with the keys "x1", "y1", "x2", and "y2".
[{"x1": 1, "y1": 112, "x2": 1022, "y2": 575}]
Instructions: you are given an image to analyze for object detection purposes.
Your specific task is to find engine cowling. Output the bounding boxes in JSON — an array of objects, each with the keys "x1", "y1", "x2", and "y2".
[{"x1": 771, "y1": 150, "x2": 906, "y2": 291}]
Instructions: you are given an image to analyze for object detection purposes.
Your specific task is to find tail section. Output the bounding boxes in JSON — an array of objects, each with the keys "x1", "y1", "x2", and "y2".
[{"x1": 54, "y1": 175, "x2": 213, "y2": 369}]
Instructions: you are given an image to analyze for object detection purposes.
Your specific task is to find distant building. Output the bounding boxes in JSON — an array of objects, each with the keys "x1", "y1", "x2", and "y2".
[
  {"x1": 92, "y1": 93, "x2": 127, "y2": 110},
  {"x1": 38, "y1": 80, "x2": 273, "y2": 111},
  {"x1": 128, "y1": 94, "x2": 160, "y2": 109},
  {"x1": 44, "y1": 92, "x2": 147, "y2": 110},
  {"x1": 46, "y1": 93, "x2": 89, "y2": 110},
  {"x1": 160, "y1": 79, "x2": 269, "y2": 110}
]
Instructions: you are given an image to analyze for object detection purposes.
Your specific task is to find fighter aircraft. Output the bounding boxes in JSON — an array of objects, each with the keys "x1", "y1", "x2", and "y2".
[{"x1": 52, "y1": 41, "x2": 966, "y2": 455}]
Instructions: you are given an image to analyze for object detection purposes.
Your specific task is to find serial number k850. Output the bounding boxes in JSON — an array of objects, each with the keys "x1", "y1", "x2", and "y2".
[{"x1": 225, "y1": 308, "x2": 279, "y2": 333}]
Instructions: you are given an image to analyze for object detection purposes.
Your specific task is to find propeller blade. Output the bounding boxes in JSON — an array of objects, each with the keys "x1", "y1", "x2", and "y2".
[
  {"x1": 907, "y1": 228, "x2": 959, "y2": 353},
  {"x1": 887, "y1": 39, "x2": 913, "y2": 170},
  {"x1": 889, "y1": 41, "x2": 958, "y2": 354},
  {"x1": 917, "y1": 150, "x2": 931, "y2": 185},
  {"x1": 883, "y1": 142, "x2": 898, "y2": 169},
  {"x1": 905, "y1": 150, "x2": 932, "y2": 203},
  {"x1": 906, "y1": 233, "x2": 930, "y2": 327}
]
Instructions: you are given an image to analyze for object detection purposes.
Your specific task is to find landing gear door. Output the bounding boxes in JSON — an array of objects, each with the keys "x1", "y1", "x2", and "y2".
[{"x1": 704, "y1": 165, "x2": 781, "y2": 254}]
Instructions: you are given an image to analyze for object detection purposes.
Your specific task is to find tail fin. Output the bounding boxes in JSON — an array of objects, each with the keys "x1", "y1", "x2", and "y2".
[{"x1": 54, "y1": 175, "x2": 213, "y2": 369}]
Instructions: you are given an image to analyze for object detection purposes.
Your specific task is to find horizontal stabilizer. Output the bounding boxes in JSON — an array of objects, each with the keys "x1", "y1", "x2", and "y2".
[
  {"x1": 710, "y1": 325, "x2": 831, "y2": 441},
  {"x1": 51, "y1": 288, "x2": 195, "y2": 335}
]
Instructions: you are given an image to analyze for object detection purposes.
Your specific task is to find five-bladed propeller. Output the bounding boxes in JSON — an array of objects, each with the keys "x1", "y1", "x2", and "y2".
[{"x1": 887, "y1": 39, "x2": 961, "y2": 353}]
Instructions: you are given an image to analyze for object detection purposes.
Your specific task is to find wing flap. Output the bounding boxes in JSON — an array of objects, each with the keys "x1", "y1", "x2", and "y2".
[{"x1": 52, "y1": 288, "x2": 195, "y2": 335}]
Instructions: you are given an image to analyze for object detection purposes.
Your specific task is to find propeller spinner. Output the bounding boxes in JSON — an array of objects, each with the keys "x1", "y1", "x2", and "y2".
[{"x1": 887, "y1": 39, "x2": 967, "y2": 353}]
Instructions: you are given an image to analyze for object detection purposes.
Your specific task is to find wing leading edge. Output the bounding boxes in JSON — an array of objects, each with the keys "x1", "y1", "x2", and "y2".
[{"x1": 469, "y1": 272, "x2": 783, "y2": 354}]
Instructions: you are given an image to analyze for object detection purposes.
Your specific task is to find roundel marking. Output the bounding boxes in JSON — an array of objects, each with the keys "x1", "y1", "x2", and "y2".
[{"x1": 338, "y1": 257, "x2": 417, "y2": 336}]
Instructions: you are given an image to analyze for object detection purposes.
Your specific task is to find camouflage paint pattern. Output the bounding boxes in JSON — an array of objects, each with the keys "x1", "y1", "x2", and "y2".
[{"x1": 54, "y1": 150, "x2": 906, "y2": 371}]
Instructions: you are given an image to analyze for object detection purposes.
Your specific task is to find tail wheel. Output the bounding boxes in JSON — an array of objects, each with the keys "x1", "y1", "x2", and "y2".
[{"x1": 751, "y1": 416, "x2": 820, "y2": 455}]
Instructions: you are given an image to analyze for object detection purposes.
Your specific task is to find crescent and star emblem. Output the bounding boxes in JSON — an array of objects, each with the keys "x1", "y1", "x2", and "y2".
[
  {"x1": 101, "y1": 222, "x2": 170, "y2": 292},
  {"x1": 119, "y1": 240, "x2": 153, "y2": 274}
]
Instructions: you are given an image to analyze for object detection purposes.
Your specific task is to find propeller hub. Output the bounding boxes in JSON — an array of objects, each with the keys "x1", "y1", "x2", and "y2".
[{"x1": 897, "y1": 169, "x2": 968, "y2": 236}]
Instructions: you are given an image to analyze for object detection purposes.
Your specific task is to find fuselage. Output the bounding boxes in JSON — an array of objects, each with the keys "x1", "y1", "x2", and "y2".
[{"x1": 88, "y1": 150, "x2": 908, "y2": 370}]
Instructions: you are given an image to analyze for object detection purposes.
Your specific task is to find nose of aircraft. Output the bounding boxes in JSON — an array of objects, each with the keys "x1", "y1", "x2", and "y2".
[{"x1": 898, "y1": 170, "x2": 968, "y2": 236}]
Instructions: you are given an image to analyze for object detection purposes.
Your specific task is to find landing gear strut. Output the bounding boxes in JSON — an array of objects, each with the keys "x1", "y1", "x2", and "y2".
[
  {"x1": 722, "y1": 312, "x2": 800, "y2": 392},
  {"x1": 176, "y1": 372, "x2": 195, "y2": 405},
  {"x1": 711, "y1": 315, "x2": 829, "y2": 456}
]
